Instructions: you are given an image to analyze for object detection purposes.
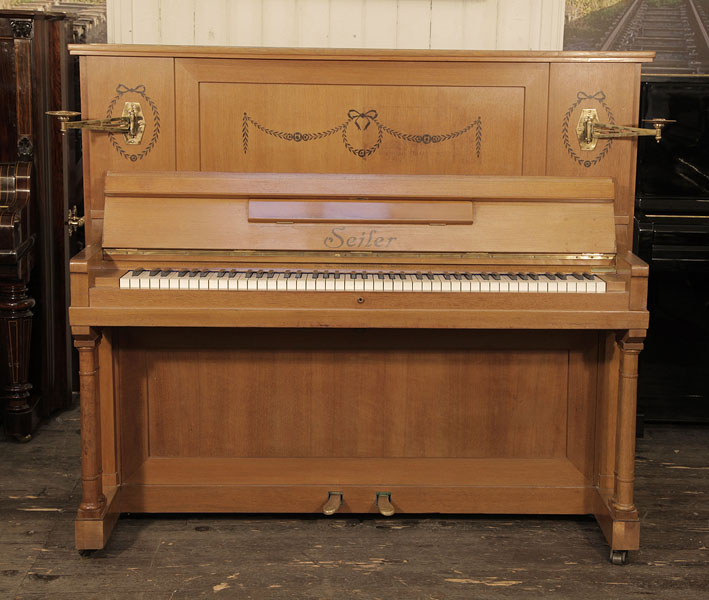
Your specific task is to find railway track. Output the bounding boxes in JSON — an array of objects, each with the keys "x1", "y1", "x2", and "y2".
[{"x1": 602, "y1": 0, "x2": 709, "y2": 73}]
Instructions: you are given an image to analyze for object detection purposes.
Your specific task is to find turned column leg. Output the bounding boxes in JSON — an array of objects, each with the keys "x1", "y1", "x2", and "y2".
[
  {"x1": 612, "y1": 330, "x2": 645, "y2": 513},
  {"x1": 0, "y1": 281, "x2": 36, "y2": 440},
  {"x1": 75, "y1": 330, "x2": 106, "y2": 517}
]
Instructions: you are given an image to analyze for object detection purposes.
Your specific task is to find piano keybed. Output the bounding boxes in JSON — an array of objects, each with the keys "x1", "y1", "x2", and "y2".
[{"x1": 119, "y1": 268, "x2": 607, "y2": 293}]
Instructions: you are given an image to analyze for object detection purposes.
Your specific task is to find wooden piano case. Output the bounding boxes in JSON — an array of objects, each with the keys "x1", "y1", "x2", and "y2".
[{"x1": 66, "y1": 47, "x2": 651, "y2": 561}]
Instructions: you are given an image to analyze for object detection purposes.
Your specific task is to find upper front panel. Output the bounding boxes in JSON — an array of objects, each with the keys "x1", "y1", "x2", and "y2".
[{"x1": 176, "y1": 59, "x2": 548, "y2": 177}]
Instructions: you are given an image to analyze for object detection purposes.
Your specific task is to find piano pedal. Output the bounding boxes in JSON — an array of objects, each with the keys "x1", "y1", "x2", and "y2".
[
  {"x1": 322, "y1": 491, "x2": 343, "y2": 515},
  {"x1": 376, "y1": 492, "x2": 395, "y2": 517}
]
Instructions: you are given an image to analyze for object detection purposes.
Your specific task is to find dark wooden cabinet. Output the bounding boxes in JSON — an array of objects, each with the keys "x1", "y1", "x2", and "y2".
[{"x1": 0, "y1": 10, "x2": 83, "y2": 438}]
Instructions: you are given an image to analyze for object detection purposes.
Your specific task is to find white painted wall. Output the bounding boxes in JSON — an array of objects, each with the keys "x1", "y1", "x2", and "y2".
[{"x1": 106, "y1": 0, "x2": 565, "y2": 50}]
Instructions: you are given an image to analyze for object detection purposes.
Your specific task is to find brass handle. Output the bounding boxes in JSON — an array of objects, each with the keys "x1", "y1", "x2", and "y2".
[
  {"x1": 576, "y1": 109, "x2": 675, "y2": 151},
  {"x1": 66, "y1": 206, "x2": 85, "y2": 237},
  {"x1": 47, "y1": 101, "x2": 145, "y2": 145}
]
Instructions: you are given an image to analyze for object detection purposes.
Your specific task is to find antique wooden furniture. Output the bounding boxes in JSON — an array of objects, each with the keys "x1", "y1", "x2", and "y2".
[
  {"x1": 0, "y1": 9, "x2": 84, "y2": 438},
  {"x1": 64, "y1": 47, "x2": 653, "y2": 562},
  {"x1": 0, "y1": 162, "x2": 36, "y2": 438}
]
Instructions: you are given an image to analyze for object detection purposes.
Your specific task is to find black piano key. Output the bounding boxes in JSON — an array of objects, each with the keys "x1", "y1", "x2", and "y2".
[
  {"x1": 228, "y1": 271, "x2": 237, "y2": 278},
  {"x1": 528, "y1": 273, "x2": 539, "y2": 280},
  {"x1": 462, "y1": 273, "x2": 473, "y2": 280},
  {"x1": 160, "y1": 270, "x2": 171, "y2": 277},
  {"x1": 377, "y1": 273, "x2": 384, "y2": 280},
  {"x1": 362, "y1": 273, "x2": 369, "y2": 279},
  {"x1": 245, "y1": 271, "x2": 255, "y2": 278},
  {"x1": 415, "y1": 273, "x2": 424, "y2": 280},
  {"x1": 442, "y1": 273, "x2": 451, "y2": 280},
  {"x1": 583, "y1": 273, "x2": 594, "y2": 280},
  {"x1": 284, "y1": 271, "x2": 292, "y2": 279},
  {"x1": 199, "y1": 271, "x2": 209, "y2": 278},
  {"x1": 149, "y1": 269, "x2": 161, "y2": 276},
  {"x1": 490, "y1": 273, "x2": 501, "y2": 280},
  {"x1": 516, "y1": 273, "x2": 528, "y2": 280},
  {"x1": 452, "y1": 273, "x2": 462, "y2": 280},
  {"x1": 333, "y1": 272, "x2": 340, "y2": 279},
  {"x1": 506, "y1": 273, "x2": 518, "y2": 280},
  {"x1": 572, "y1": 273, "x2": 584, "y2": 280},
  {"x1": 544, "y1": 273, "x2": 555, "y2": 280},
  {"x1": 555, "y1": 273, "x2": 567, "y2": 280},
  {"x1": 295, "y1": 271, "x2": 303, "y2": 279},
  {"x1": 217, "y1": 271, "x2": 227, "y2": 278},
  {"x1": 479, "y1": 273, "x2": 490, "y2": 280},
  {"x1": 425, "y1": 273, "x2": 434, "y2": 280},
  {"x1": 178, "y1": 270, "x2": 189, "y2": 277},
  {"x1": 267, "y1": 271, "x2": 275, "y2": 278},
  {"x1": 386, "y1": 273, "x2": 394, "y2": 279},
  {"x1": 131, "y1": 268, "x2": 144, "y2": 276},
  {"x1": 256, "y1": 270, "x2": 266, "y2": 279},
  {"x1": 189, "y1": 271, "x2": 199, "y2": 278}
]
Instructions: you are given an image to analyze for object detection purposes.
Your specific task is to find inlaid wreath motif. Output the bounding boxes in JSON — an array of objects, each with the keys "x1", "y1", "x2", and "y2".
[
  {"x1": 242, "y1": 109, "x2": 482, "y2": 159},
  {"x1": 562, "y1": 91, "x2": 615, "y2": 168},
  {"x1": 105, "y1": 84, "x2": 161, "y2": 162}
]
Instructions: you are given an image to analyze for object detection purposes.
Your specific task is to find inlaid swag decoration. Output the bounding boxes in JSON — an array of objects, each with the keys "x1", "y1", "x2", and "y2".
[{"x1": 242, "y1": 109, "x2": 483, "y2": 159}]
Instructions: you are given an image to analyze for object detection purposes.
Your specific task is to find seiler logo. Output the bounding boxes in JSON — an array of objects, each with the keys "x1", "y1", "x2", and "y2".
[{"x1": 323, "y1": 226, "x2": 397, "y2": 249}]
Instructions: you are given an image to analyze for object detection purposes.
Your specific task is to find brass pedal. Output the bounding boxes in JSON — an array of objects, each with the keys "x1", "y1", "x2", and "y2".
[
  {"x1": 376, "y1": 492, "x2": 395, "y2": 517},
  {"x1": 322, "y1": 491, "x2": 343, "y2": 515}
]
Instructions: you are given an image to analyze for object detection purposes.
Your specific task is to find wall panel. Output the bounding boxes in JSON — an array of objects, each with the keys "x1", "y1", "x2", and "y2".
[{"x1": 107, "y1": 0, "x2": 565, "y2": 50}]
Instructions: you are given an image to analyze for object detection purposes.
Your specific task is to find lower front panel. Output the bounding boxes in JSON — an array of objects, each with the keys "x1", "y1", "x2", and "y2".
[{"x1": 110, "y1": 328, "x2": 601, "y2": 515}]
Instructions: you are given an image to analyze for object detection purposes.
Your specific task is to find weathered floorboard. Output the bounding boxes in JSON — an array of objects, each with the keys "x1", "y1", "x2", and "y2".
[{"x1": 1, "y1": 406, "x2": 708, "y2": 599}]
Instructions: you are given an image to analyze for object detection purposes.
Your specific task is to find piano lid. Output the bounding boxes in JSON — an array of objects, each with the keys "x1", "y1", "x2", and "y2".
[{"x1": 101, "y1": 172, "x2": 617, "y2": 255}]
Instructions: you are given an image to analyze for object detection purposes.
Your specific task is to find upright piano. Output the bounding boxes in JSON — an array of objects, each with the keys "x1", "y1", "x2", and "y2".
[{"x1": 63, "y1": 46, "x2": 654, "y2": 563}]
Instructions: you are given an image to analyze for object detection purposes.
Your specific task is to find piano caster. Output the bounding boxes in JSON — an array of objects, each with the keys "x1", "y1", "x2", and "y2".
[
  {"x1": 376, "y1": 492, "x2": 395, "y2": 517},
  {"x1": 322, "y1": 491, "x2": 343, "y2": 515},
  {"x1": 78, "y1": 549, "x2": 95, "y2": 558},
  {"x1": 610, "y1": 550, "x2": 629, "y2": 565}
]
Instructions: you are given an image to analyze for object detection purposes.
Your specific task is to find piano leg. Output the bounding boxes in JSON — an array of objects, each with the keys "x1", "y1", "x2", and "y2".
[
  {"x1": 0, "y1": 281, "x2": 37, "y2": 441},
  {"x1": 594, "y1": 329, "x2": 645, "y2": 561},
  {"x1": 74, "y1": 328, "x2": 119, "y2": 550}
]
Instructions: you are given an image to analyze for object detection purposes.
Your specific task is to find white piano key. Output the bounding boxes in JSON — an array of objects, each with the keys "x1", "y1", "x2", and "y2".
[
  {"x1": 207, "y1": 272, "x2": 220, "y2": 290},
  {"x1": 139, "y1": 272, "x2": 153, "y2": 289},
  {"x1": 217, "y1": 272, "x2": 230, "y2": 290},
  {"x1": 246, "y1": 274, "x2": 259, "y2": 291},
  {"x1": 543, "y1": 276, "x2": 557, "y2": 293},
  {"x1": 439, "y1": 276, "x2": 452, "y2": 292},
  {"x1": 401, "y1": 275, "x2": 413, "y2": 292},
  {"x1": 324, "y1": 275, "x2": 336, "y2": 291},
  {"x1": 502, "y1": 275, "x2": 517, "y2": 292},
  {"x1": 517, "y1": 277, "x2": 529, "y2": 293},
  {"x1": 119, "y1": 273, "x2": 132, "y2": 289},
  {"x1": 177, "y1": 273, "x2": 190, "y2": 290},
  {"x1": 236, "y1": 273, "x2": 249, "y2": 291},
  {"x1": 314, "y1": 274, "x2": 326, "y2": 291},
  {"x1": 295, "y1": 274, "x2": 307, "y2": 291},
  {"x1": 275, "y1": 273, "x2": 288, "y2": 291},
  {"x1": 382, "y1": 276, "x2": 394, "y2": 292},
  {"x1": 449, "y1": 276, "x2": 461, "y2": 292},
  {"x1": 149, "y1": 272, "x2": 162, "y2": 289},
  {"x1": 266, "y1": 273, "x2": 279, "y2": 291},
  {"x1": 334, "y1": 275, "x2": 346, "y2": 292},
  {"x1": 163, "y1": 272, "x2": 178, "y2": 289},
  {"x1": 354, "y1": 276, "x2": 365, "y2": 292},
  {"x1": 584, "y1": 276, "x2": 596, "y2": 293},
  {"x1": 595, "y1": 275, "x2": 606, "y2": 293},
  {"x1": 372, "y1": 276, "x2": 384, "y2": 292},
  {"x1": 412, "y1": 276, "x2": 423, "y2": 292},
  {"x1": 431, "y1": 276, "x2": 442, "y2": 292},
  {"x1": 363, "y1": 275, "x2": 374, "y2": 292},
  {"x1": 305, "y1": 275, "x2": 317, "y2": 291},
  {"x1": 392, "y1": 276, "x2": 403, "y2": 292}
]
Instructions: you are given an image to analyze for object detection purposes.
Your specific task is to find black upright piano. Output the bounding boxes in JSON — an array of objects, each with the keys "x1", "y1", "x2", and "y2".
[{"x1": 635, "y1": 75, "x2": 709, "y2": 423}]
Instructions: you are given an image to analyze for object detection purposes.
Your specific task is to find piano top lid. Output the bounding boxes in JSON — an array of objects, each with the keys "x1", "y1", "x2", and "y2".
[
  {"x1": 68, "y1": 44, "x2": 655, "y2": 63},
  {"x1": 101, "y1": 172, "x2": 617, "y2": 256}
]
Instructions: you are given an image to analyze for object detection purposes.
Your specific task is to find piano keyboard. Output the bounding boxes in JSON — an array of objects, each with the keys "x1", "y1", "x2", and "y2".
[{"x1": 119, "y1": 269, "x2": 607, "y2": 293}]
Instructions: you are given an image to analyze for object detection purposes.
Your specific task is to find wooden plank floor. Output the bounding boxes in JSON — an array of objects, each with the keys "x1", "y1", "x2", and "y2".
[{"x1": 1, "y1": 406, "x2": 708, "y2": 599}]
